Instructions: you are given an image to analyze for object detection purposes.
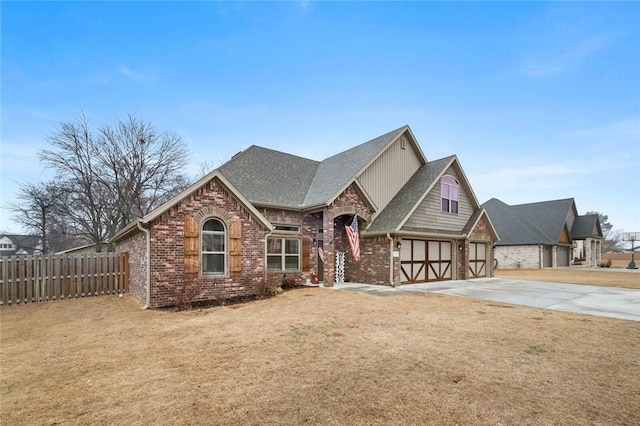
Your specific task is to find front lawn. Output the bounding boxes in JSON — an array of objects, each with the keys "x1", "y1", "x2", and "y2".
[{"x1": 1, "y1": 289, "x2": 638, "y2": 425}]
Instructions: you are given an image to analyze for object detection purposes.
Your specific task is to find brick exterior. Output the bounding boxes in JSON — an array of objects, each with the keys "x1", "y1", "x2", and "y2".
[
  {"x1": 325, "y1": 184, "x2": 376, "y2": 286},
  {"x1": 118, "y1": 178, "x2": 269, "y2": 308},
  {"x1": 116, "y1": 230, "x2": 147, "y2": 303},
  {"x1": 116, "y1": 176, "x2": 496, "y2": 306}
]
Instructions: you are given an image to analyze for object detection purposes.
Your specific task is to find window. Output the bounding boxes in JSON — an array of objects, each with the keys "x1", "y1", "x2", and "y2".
[
  {"x1": 441, "y1": 175, "x2": 459, "y2": 214},
  {"x1": 267, "y1": 237, "x2": 300, "y2": 271},
  {"x1": 274, "y1": 225, "x2": 300, "y2": 232},
  {"x1": 202, "y1": 219, "x2": 225, "y2": 274}
]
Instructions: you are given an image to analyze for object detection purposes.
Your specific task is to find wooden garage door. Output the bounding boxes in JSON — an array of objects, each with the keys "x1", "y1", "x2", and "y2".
[
  {"x1": 401, "y1": 239, "x2": 452, "y2": 284},
  {"x1": 469, "y1": 242, "x2": 487, "y2": 278}
]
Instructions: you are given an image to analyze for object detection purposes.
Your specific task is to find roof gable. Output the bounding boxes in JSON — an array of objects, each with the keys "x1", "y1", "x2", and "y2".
[
  {"x1": 303, "y1": 126, "x2": 415, "y2": 207},
  {"x1": 571, "y1": 214, "x2": 603, "y2": 239},
  {"x1": 365, "y1": 155, "x2": 455, "y2": 234}
]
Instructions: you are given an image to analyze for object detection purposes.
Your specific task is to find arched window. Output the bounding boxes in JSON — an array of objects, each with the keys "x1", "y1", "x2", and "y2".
[
  {"x1": 441, "y1": 175, "x2": 459, "y2": 214},
  {"x1": 202, "y1": 219, "x2": 226, "y2": 274}
]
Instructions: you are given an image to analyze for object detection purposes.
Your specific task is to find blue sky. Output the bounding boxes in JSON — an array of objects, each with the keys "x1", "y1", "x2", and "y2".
[{"x1": 2, "y1": 1, "x2": 639, "y2": 236}]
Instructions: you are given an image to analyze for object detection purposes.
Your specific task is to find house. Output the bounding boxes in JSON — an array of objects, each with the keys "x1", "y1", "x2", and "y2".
[
  {"x1": 113, "y1": 125, "x2": 498, "y2": 308},
  {"x1": 482, "y1": 198, "x2": 603, "y2": 269},
  {"x1": 0, "y1": 234, "x2": 43, "y2": 257}
]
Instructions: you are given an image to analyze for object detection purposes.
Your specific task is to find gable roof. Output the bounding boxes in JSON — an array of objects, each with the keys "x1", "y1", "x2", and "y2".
[
  {"x1": 217, "y1": 125, "x2": 419, "y2": 209},
  {"x1": 482, "y1": 198, "x2": 578, "y2": 246},
  {"x1": 303, "y1": 126, "x2": 421, "y2": 207},
  {"x1": 571, "y1": 214, "x2": 603, "y2": 239},
  {"x1": 0, "y1": 234, "x2": 43, "y2": 255},
  {"x1": 112, "y1": 170, "x2": 273, "y2": 243},
  {"x1": 364, "y1": 156, "x2": 455, "y2": 234},
  {"x1": 113, "y1": 125, "x2": 436, "y2": 241}
]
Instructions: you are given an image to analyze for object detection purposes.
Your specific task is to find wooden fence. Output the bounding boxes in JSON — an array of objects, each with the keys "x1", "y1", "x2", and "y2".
[{"x1": 0, "y1": 252, "x2": 129, "y2": 306}]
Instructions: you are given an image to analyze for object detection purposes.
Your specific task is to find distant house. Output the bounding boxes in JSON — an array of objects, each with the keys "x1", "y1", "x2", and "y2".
[
  {"x1": 113, "y1": 125, "x2": 498, "y2": 308},
  {"x1": 482, "y1": 198, "x2": 603, "y2": 269},
  {"x1": 0, "y1": 234, "x2": 43, "y2": 257}
]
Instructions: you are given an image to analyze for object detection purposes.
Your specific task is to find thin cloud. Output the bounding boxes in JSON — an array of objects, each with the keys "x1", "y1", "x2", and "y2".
[
  {"x1": 523, "y1": 31, "x2": 624, "y2": 77},
  {"x1": 118, "y1": 65, "x2": 158, "y2": 83}
]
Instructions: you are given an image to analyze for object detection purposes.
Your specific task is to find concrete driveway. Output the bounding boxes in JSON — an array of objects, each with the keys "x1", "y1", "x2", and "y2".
[{"x1": 331, "y1": 278, "x2": 640, "y2": 321}]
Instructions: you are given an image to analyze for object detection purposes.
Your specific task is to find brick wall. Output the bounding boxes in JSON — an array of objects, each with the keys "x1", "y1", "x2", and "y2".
[
  {"x1": 120, "y1": 178, "x2": 270, "y2": 308},
  {"x1": 116, "y1": 230, "x2": 147, "y2": 304},
  {"x1": 329, "y1": 184, "x2": 385, "y2": 285},
  {"x1": 346, "y1": 236, "x2": 395, "y2": 284}
]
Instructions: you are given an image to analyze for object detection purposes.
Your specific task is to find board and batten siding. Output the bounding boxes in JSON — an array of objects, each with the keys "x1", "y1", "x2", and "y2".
[
  {"x1": 402, "y1": 165, "x2": 474, "y2": 232},
  {"x1": 357, "y1": 134, "x2": 423, "y2": 212}
]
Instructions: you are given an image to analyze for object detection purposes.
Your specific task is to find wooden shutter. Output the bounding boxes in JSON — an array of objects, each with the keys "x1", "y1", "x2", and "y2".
[
  {"x1": 184, "y1": 214, "x2": 200, "y2": 273},
  {"x1": 302, "y1": 238, "x2": 311, "y2": 272},
  {"x1": 229, "y1": 220, "x2": 242, "y2": 274}
]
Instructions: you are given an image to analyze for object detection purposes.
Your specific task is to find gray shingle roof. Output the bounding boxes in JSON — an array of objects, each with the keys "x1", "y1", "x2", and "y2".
[
  {"x1": 482, "y1": 198, "x2": 576, "y2": 245},
  {"x1": 219, "y1": 126, "x2": 409, "y2": 209},
  {"x1": 219, "y1": 145, "x2": 319, "y2": 207},
  {"x1": 365, "y1": 156, "x2": 455, "y2": 233},
  {"x1": 303, "y1": 126, "x2": 409, "y2": 206},
  {"x1": 571, "y1": 214, "x2": 602, "y2": 239}
]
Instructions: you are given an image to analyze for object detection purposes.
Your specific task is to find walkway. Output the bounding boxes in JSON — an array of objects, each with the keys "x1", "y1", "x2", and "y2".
[{"x1": 331, "y1": 278, "x2": 640, "y2": 322}]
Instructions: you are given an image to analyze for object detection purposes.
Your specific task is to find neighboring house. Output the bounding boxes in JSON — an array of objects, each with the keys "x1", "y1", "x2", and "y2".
[
  {"x1": 482, "y1": 198, "x2": 603, "y2": 269},
  {"x1": 113, "y1": 125, "x2": 498, "y2": 308},
  {"x1": 0, "y1": 234, "x2": 43, "y2": 256}
]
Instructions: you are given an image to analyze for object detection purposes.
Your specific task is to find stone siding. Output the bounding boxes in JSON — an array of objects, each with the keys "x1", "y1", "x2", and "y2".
[{"x1": 495, "y1": 245, "x2": 540, "y2": 269}]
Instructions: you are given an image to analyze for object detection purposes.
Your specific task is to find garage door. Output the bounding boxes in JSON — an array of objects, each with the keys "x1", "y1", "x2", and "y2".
[
  {"x1": 557, "y1": 246, "x2": 570, "y2": 267},
  {"x1": 469, "y1": 242, "x2": 487, "y2": 278},
  {"x1": 401, "y1": 239, "x2": 452, "y2": 284}
]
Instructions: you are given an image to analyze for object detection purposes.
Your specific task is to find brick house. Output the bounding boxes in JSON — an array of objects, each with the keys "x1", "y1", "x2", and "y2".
[
  {"x1": 482, "y1": 198, "x2": 603, "y2": 269},
  {"x1": 113, "y1": 125, "x2": 498, "y2": 308}
]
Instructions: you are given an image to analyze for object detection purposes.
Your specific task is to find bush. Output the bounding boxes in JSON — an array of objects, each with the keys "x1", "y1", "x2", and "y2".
[
  {"x1": 281, "y1": 274, "x2": 299, "y2": 289},
  {"x1": 166, "y1": 272, "x2": 201, "y2": 310},
  {"x1": 598, "y1": 259, "x2": 611, "y2": 268}
]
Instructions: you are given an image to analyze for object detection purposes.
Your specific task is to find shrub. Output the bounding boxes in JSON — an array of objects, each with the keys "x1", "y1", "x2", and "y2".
[
  {"x1": 166, "y1": 272, "x2": 202, "y2": 310},
  {"x1": 598, "y1": 259, "x2": 611, "y2": 268},
  {"x1": 257, "y1": 272, "x2": 285, "y2": 298},
  {"x1": 281, "y1": 274, "x2": 299, "y2": 289}
]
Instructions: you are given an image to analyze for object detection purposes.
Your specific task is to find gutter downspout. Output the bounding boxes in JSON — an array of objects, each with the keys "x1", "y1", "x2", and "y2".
[
  {"x1": 386, "y1": 233, "x2": 395, "y2": 287},
  {"x1": 137, "y1": 221, "x2": 151, "y2": 310},
  {"x1": 264, "y1": 227, "x2": 274, "y2": 287}
]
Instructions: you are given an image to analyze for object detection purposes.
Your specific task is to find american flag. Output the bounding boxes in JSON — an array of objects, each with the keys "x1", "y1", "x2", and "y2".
[{"x1": 346, "y1": 215, "x2": 360, "y2": 261}]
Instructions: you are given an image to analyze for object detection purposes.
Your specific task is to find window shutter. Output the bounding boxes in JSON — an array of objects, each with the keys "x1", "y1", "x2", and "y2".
[
  {"x1": 229, "y1": 220, "x2": 242, "y2": 273},
  {"x1": 184, "y1": 214, "x2": 200, "y2": 273},
  {"x1": 302, "y1": 238, "x2": 311, "y2": 272}
]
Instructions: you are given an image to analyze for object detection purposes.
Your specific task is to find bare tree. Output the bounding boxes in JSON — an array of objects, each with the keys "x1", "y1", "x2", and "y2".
[
  {"x1": 10, "y1": 181, "x2": 64, "y2": 254},
  {"x1": 38, "y1": 113, "x2": 190, "y2": 251},
  {"x1": 96, "y1": 115, "x2": 189, "y2": 229}
]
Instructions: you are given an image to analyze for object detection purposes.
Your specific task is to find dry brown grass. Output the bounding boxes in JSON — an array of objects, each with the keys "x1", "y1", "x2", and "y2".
[
  {"x1": 495, "y1": 268, "x2": 640, "y2": 289},
  {"x1": 2, "y1": 290, "x2": 639, "y2": 425}
]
